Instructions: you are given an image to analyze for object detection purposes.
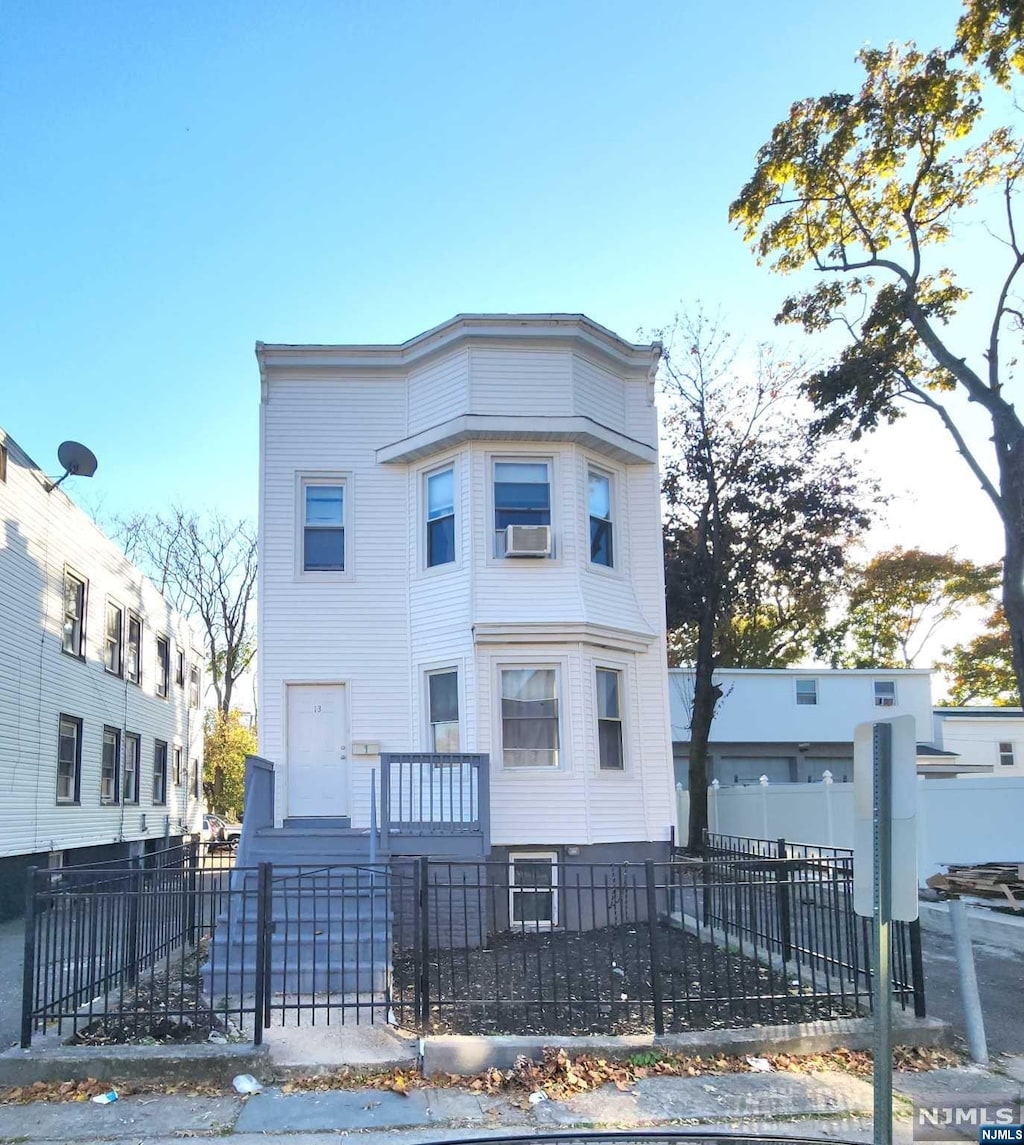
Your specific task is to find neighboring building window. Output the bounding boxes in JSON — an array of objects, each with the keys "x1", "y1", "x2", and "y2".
[
  {"x1": 101, "y1": 726, "x2": 120, "y2": 804},
  {"x1": 509, "y1": 853, "x2": 558, "y2": 929},
  {"x1": 874, "y1": 680, "x2": 896, "y2": 707},
  {"x1": 153, "y1": 740, "x2": 168, "y2": 804},
  {"x1": 0, "y1": 442, "x2": 6, "y2": 481},
  {"x1": 588, "y1": 469, "x2": 613, "y2": 567},
  {"x1": 501, "y1": 667, "x2": 559, "y2": 768},
  {"x1": 189, "y1": 664, "x2": 200, "y2": 708},
  {"x1": 999, "y1": 741, "x2": 1015, "y2": 767},
  {"x1": 596, "y1": 668, "x2": 624, "y2": 770},
  {"x1": 427, "y1": 669, "x2": 460, "y2": 751},
  {"x1": 493, "y1": 460, "x2": 550, "y2": 556},
  {"x1": 173, "y1": 745, "x2": 183, "y2": 787},
  {"x1": 426, "y1": 467, "x2": 455, "y2": 567},
  {"x1": 123, "y1": 733, "x2": 140, "y2": 804},
  {"x1": 190, "y1": 758, "x2": 200, "y2": 799},
  {"x1": 104, "y1": 602, "x2": 123, "y2": 675},
  {"x1": 303, "y1": 482, "x2": 345, "y2": 571},
  {"x1": 126, "y1": 612, "x2": 142, "y2": 685},
  {"x1": 175, "y1": 647, "x2": 185, "y2": 687},
  {"x1": 156, "y1": 637, "x2": 170, "y2": 698},
  {"x1": 62, "y1": 570, "x2": 86, "y2": 657},
  {"x1": 56, "y1": 715, "x2": 82, "y2": 804},
  {"x1": 795, "y1": 679, "x2": 818, "y2": 706}
]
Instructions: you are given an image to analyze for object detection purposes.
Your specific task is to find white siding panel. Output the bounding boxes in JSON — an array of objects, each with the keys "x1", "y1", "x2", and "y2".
[
  {"x1": 408, "y1": 350, "x2": 469, "y2": 435},
  {"x1": 572, "y1": 355, "x2": 626, "y2": 433},
  {"x1": 0, "y1": 430, "x2": 204, "y2": 861},
  {"x1": 470, "y1": 348, "x2": 572, "y2": 416}
]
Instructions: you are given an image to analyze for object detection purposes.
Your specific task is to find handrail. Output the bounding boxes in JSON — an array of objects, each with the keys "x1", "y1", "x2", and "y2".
[{"x1": 380, "y1": 753, "x2": 490, "y2": 851}]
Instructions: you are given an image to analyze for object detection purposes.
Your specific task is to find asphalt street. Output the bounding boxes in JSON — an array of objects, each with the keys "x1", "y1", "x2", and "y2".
[{"x1": 0, "y1": 914, "x2": 23, "y2": 1050}]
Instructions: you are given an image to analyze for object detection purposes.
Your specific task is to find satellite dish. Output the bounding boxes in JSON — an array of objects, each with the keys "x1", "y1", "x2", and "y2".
[{"x1": 52, "y1": 441, "x2": 98, "y2": 488}]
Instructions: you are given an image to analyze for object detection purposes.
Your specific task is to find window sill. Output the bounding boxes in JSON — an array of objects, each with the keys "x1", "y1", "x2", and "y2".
[
  {"x1": 104, "y1": 668, "x2": 123, "y2": 679},
  {"x1": 100, "y1": 800, "x2": 119, "y2": 807},
  {"x1": 55, "y1": 800, "x2": 80, "y2": 807},
  {"x1": 60, "y1": 648, "x2": 86, "y2": 663}
]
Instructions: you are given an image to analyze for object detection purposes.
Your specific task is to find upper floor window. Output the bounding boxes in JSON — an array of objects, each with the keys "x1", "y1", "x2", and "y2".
[
  {"x1": 189, "y1": 664, "x2": 200, "y2": 709},
  {"x1": 101, "y1": 726, "x2": 120, "y2": 804},
  {"x1": 588, "y1": 470, "x2": 614, "y2": 568},
  {"x1": 501, "y1": 667, "x2": 559, "y2": 768},
  {"x1": 427, "y1": 668, "x2": 460, "y2": 751},
  {"x1": 795, "y1": 678, "x2": 818, "y2": 706},
  {"x1": 62, "y1": 570, "x2": 86, "y2": 657},
  {"x1": 596, "y1": 667, "x2": 624, "y2": 769},
  {"x1": 153, "y1": 740, "x2": 168, "y2": 805},
  {"x1": 175, "y1": 647, "x2": 185, "y2": 687},
  {"x1": 190, "y1": 758, "x2": 201, "y2": 799},
  {"x1": 0, "y1": 442, "x2": 6, "y2": 482},
  {"x1": 426, "y1": 467, "x2": 455, "y2": 567},
  {"x1": 126, "y1": 612, "x2": 142, "y2": 685},
  {"x1": 173, "y1": 745, "x2": 184, "y2": 787},
  {"x1": 104, "y1": 602, "x2": 123, "y2": 676},
  {"x1": 123, "y1": 732, "x2": 140, "y2": 804},
  {"x1": 56, "y1": 715, "x2": 82, "y2": 804},
  {"x1": 874, "y1": 681, "x2": 896, "y2": 707},
  {"x1": 156, "y1": 637, "x2": 170, "y2": 698},
  {"x1": 303, "y1": 482, "x2": 345, "y2": 571},
  {"x1": 999, "y1": 741, "x2": 1015, "y2": 767},
  {"x1": 494, "y1": 461, "x2": 550, "y2": 557}
]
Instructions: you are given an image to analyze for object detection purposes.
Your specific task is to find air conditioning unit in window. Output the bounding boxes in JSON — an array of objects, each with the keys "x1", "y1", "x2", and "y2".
[{"x1": 505, "y1": 524, "x2": 552, "y2": 557}]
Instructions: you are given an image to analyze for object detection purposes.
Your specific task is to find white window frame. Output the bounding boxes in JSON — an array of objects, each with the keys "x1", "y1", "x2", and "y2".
[
  {"x1": 425, "y1": 666, "x2": 461, "y2": 752},
  {"x1": 423, "y1": 462, "x2": 458, "y2": 571},
  {"x1": 173, "y1": 744, "x2": 184, "y2": 787},
  {"x1": 153, "y1": 740, "x2": 168, "y2": 805},
  {"x1": 126, "y1": 611, "x2": 143, "y2": 686},
  {"x1": 586, "y1": 464, "x2": 616, "y2": 571},
  {"x1": 62, "y1": 568, "x2": 87, "y2": 658},
  {"x1": 795, "y1": 678, "x2": 818, "y2": 706},
  {"x1": 489, "y1": 453, "x2": 556, "y2": 562},
  {"x1": 155, "y1": 636, "x2": 170, "y2": 699},
  {"x1": 508, "y1": 851, "x2": 558, "y2": 930},
  {"x1": 123, "y1": 732, "x2": 141, "y2": 805},
  {"x1": 999, "y1": 741, "x2": 1015, "y2": 767},
  {"x1": 101, "y1": 726, "x2": 120, "y2": 805},
  {"x1": 874, "y1": 680, "x2": 897, "y2": 708},
  {"x1": 498, "y1": 662, "x2": 563, "y2": 770},
  {"x1": 56, "y1": 714, "x2": 82, "y2": 805},
  {"x1": 104, "y1": 600, "x2": 124, "y2": 677},
  {"x1": 297, "y1": 473, "x2": 352, "y2": 579},
  {"x1": 595, "y1": 665, "x2": 626, "y2": 771}
]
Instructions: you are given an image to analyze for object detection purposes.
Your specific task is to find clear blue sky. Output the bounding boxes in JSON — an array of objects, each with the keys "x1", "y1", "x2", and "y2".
[{"x1": 1, "y1": 0, "x2": 960, "y2": 525}]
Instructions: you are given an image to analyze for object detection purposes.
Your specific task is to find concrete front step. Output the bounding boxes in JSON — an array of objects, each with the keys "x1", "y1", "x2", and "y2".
[{"x1": 202, "y1": 959, "x2": 389, "y2": 995}]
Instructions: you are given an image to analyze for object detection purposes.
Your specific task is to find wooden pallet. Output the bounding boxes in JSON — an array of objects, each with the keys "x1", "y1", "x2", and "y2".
[{"x1": 926, "y1": 862, "x2": 1024, "y2": 910}]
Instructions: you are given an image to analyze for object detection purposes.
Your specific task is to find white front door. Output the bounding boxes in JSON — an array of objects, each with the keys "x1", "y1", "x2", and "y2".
[{"x1": 286, "y1": 684, "x2": 349, "y2": 818}]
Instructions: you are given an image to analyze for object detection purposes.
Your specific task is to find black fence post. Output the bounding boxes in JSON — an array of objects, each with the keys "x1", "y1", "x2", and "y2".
[
  {"x1": 186, "y1": 836, "x2": 199, "y2": 947},
  {"x1": 20, "y1": 867, "x2": 38, "y2": 1049},
  {"x1": 700, "y1": 832, "x2": 712, "y2": 927},
  {"x1": 909, "y1": 919, "x2": 927, "y2": 1018},
  {"x1": 417, "y1": 857, "x2": 430, "y2": 1027},
  {"x1": 775, "y1": 837, "x2": 793, "y2": 961},
  {"x1": 644, "y1": 860, "x2": 665, "y2": 1036},
  {"x1": 253, "y1": 862, "x2": 271, "y2": 1046},
  {"x1": 125, "y1": 857, "x2": 142, "y2": 986}
]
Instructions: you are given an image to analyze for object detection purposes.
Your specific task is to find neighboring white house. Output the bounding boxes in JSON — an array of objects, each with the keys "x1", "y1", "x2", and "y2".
[
  {"x1": 933, "y1": 707, "x2": 1024, "y2": 777},
  {"x1": 255, "y1": 314, "x2": 676, "y2": 871},
  {"x1": 669, "y1": 667, "x2": 952, "y2": 787},
  {"x1": 0, "y1": 427, "x2": 205, "y2": 918}
]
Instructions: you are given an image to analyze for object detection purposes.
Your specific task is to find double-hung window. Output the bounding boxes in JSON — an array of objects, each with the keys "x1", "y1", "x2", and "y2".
[
  {"x1": 493, "y1": 461, "x2": 550, "y2": 557},
  {"x1": 588, "y1": 469, "x2": 614, "y2": 568},
  {"x1": 101, "y1": 727, "x2": 120, "y2": 804},
  {"x1": 175, "y1": 647, "x2": 185, "y2": 688},
  {"x1": 62, "y1": 571, "x2": 86, "y2": 657},
  {"x1": 173, "y1": 745, "x2": 183, "y2": 787},
  {"x1": 189, "y1": 664, "x2": 200, "y2": 709},
  {"x1": 596, "y1": 668, "x2": 624, "y2": 770},
  {"x1": 126, "y1": 612, "x2": 142, "y2": 685},
  {"x1": 303, "y1": 482, "x2": 345, "y2": 571},
  {"x1": 104, "y1": 602, "x2": 123, "y2": 676},
  {"x1": 795, "y1": 679, "x2": 818, "y2": 706},
  {"x1": 874, "y1": 681, "x2": 896, "y2": 707},
  {"x1": 153, "y1": 740, "x2": 168, "y2": 804},
  {"x1": 427, "y1": 669, "x2": 460, "y2": 751},
  {"x1": 190, "y1": 759, "x2": 200, "y2": 799},
  {"x1": 999, "y1": 741, "x2": 1015, "y2": 767},
  {"x1": 426, "y1": 467, "x2": 455, "y2": 567},
  {"x1": 156, "y1": 637, "x2": 170, "y2": 698},
  {"x1": 123, "y1": 733, "x2": 140, "y2": 804},
  {"x1": 509, "y1": 853, "x2": 558, "y2": 929},
  {"x1": 56, "y1": 715, "x2": 82, "y2": 804},
  {"x1": 501, "y1": 667, "x2": 559, "y2": 768}
]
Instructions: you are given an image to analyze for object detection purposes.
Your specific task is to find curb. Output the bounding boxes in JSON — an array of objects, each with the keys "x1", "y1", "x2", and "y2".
[
  {"x1": 0, "y1": 1042, "x2": 270, "y2": 1086},
  {"x1": 917, "y1": 899, "x2": 1024, "y2": 951},
  {"x1": 421, "y1": 1014, "x2": 951, "y2": 1077}
]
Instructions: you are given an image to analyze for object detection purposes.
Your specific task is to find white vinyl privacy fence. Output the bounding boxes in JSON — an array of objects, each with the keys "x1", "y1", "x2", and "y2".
[{"x1": 676, "y1": 774, "x2": 1024, "y2": 883}]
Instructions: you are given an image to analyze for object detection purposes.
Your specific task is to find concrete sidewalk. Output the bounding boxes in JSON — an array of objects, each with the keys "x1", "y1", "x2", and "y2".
[{"x1": 1, "y1": 1065, "x2": 1022, "y2": 1144}]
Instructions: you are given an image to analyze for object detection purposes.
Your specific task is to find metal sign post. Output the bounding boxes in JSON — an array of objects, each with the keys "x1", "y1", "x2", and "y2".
[{"x1": 872, "y1": 722, "x2": 893, "y2": 1145}]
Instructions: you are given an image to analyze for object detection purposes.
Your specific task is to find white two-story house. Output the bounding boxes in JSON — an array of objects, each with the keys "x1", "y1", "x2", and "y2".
[
  {"x1": 254, "y1": 314, "x2": 676, "y2": 880},
  {"x1": 0, "y1": 427, "x2": 205, "y2": 919}
]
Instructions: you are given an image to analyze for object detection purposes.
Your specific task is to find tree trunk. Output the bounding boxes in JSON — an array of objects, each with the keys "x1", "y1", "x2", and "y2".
[
  {"x1": 998, "y1": 440, "x2": 1024, "y2": 707},
  {"x1": 686, "y1": 593, "x2": 723, "y2": 850}
]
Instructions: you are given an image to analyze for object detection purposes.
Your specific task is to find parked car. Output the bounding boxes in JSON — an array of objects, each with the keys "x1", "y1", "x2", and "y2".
[{"x1": 202, "y1": 814, "x2": 241, "y2": 849}]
